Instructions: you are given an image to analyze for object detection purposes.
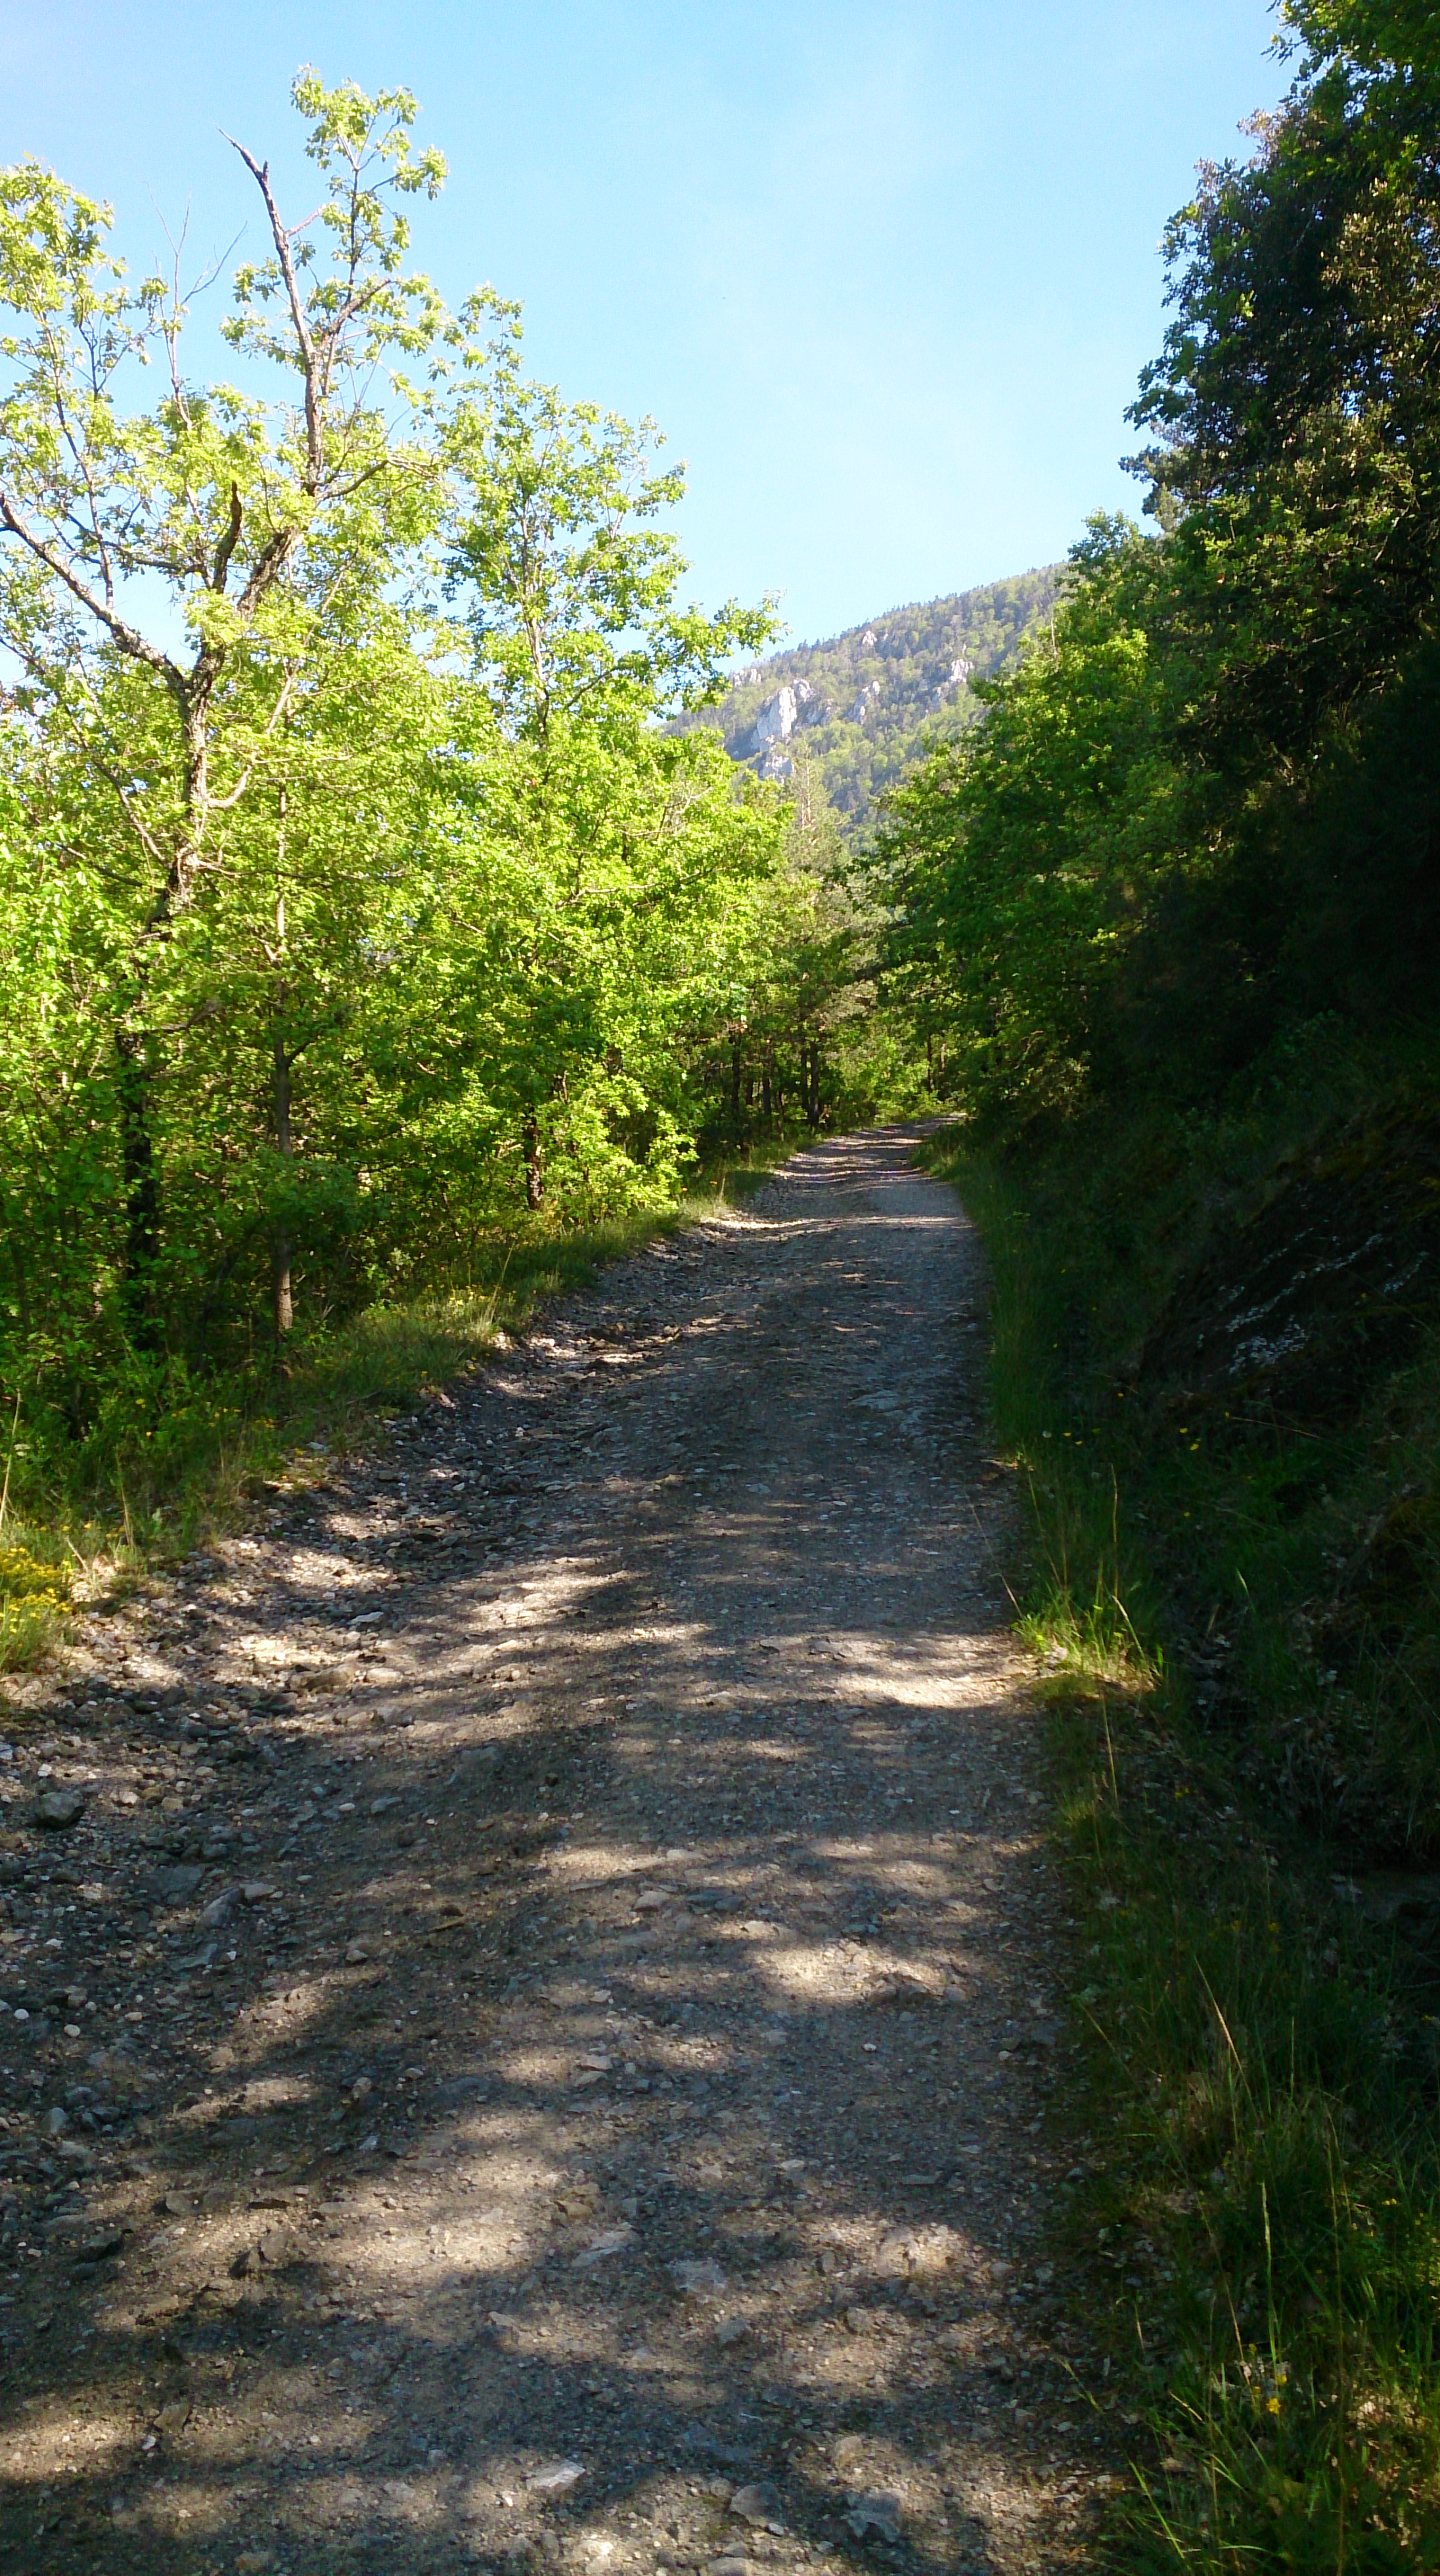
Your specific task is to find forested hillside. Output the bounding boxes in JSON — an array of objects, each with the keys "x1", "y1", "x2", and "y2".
[
  {"x1": 872, "y1": 0, "x2": 1440, "y2": 2562},
  {"x1": 681, "y1": 570, "x2": 1059, "y2": 839}
]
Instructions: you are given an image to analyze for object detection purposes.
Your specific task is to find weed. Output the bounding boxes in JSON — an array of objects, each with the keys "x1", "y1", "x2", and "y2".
[{"x1": 923, "y1": 1116, "x2": 1440, "y2": 2569}]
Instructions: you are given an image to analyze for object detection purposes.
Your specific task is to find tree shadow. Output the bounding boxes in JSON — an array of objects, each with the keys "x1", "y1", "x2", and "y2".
[{"x1": 0, "y1": 1130, "x2": 1093, "y2": 2571}]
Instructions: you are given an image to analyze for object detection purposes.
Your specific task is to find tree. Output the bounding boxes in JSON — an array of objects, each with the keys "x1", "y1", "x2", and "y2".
[
  {"x1": 442, "y1": 346, "x2": 779, "y2": 1208},
  {"x1": 0, "y1": 70, "x2": 449, "y2": 1334},
  {"x1": 0, "y1": 71, "x2": 799, "y2": 1521},
  {"x1": 1125, "y1": 47, "x2": 1440, "y2": 773},
  {"x1": 1281, "y1": 0, "x2": 1440, "y2": 85}
]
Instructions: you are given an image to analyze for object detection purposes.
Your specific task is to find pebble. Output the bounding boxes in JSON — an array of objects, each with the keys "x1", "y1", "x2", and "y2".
[
  {"x1": 671, "y1": 2257, "x2": 727, "y2": 2293},
  {"x1": 575, "y1": 2226, "x2": 634, "y2": 2265},
  {"x1": 845, "y1": 2493, "x2": 903, "y2": 2544},
  {"x1": 32, "y1": 1789, "x2": 85, "y2": 1830},
  {"x1": 528, "y1": 2458, "x2": 586, "y2": 2494},
  {"x1": 729, "y1": 2482, "x2": 782, "y2": 2527},
  {"x1": 156, "y1": 1865, "x2": 205, "y2": 1901},
  {"x1": 74, "y1": 2230, "x2": 125, "y2": 2265}
]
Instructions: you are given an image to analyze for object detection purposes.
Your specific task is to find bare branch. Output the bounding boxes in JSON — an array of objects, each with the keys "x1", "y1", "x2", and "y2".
[
  {"x1": 205, "y1": 663, "x2": 301, "y2": 812},
  {"x1": 0, "y1": 490, "x2": 182, "y2": 686},
  {"x1": 225, "y1": 135, "x2": 325, "y2": 488}
]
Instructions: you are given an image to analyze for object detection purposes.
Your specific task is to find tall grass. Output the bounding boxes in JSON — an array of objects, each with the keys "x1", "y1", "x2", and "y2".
[{"x1": 923, "y1": 1130, "x2": 1440, "y2": 2572}]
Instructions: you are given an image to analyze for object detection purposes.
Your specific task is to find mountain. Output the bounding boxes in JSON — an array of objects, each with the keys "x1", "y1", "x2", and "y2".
[{"x1": 685, "y1": 566, "x2": 1063, "y2": 840}]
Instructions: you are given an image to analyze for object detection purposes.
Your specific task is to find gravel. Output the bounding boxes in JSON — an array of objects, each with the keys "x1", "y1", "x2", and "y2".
[{"x1": 0, "y1": 1128, "x2": 1113, "y2": 2575}]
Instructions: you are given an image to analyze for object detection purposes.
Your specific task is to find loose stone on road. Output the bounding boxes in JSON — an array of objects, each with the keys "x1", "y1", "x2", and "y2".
[{"x1": 0, "y1": 1128, "x2": 1106, "y2": 2573}]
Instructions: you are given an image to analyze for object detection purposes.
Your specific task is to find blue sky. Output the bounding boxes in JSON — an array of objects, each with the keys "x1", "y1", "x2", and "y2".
[{"x1": 1, "y1": 0, "x2": 1286, "y2": 647}]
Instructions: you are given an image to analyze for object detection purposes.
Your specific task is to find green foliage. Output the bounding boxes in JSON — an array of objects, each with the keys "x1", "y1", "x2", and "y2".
[
  {"x1": 1282, "y1": 0, "x2": 1440, "y2": 87},
  {"x1": 889, "y1": 14, "x2": 1440, "y2": 2562},
  {"x1": 926, "y1": 1126, "x2": 1440, "y2": 2572},
  {"x1": 0, "y1": 72, "x2": 850, "y2": 1558}
]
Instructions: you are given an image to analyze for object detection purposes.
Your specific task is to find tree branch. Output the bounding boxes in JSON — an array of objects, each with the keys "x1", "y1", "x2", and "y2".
[
  {"x1": 0, "y1": 490, "x2": 183, "y2": 686},
  {"x1": 212, "y1": 482, "x2": 243, "y2": 592},
  {"x1": 225, "y1": 136, "x2": 325, "y2": 488}
]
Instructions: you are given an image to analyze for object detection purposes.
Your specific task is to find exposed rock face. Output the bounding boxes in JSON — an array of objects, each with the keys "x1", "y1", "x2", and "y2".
[
  {"x1": 685, "y1": 566, "x2": 1064, "y2": 838},
  {"x1": 732, "y1": 685, "x2": 798, "y2": 760}
]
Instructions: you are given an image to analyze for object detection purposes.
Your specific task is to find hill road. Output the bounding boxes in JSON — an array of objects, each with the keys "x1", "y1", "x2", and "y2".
[{"x1": 0, "y1": 1128, "x2": 1108, "y2": 2575}]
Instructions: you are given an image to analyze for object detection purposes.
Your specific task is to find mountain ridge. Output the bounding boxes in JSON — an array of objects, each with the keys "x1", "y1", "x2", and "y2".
[{"x1": 685, "y1": 566, "x2": 1063, "y2": 839}]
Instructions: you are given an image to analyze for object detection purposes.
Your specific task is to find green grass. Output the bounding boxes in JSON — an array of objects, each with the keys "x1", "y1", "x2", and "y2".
[
  {"x1": 703, "y1": 1132, "x2": 809, "y2": 1203},
  {"x1": 920, "y1": 1124, "x2": 1440, "y2": 2572}
]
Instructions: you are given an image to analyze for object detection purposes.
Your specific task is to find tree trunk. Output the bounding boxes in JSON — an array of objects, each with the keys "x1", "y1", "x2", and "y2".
[
  {"x1": 271, "y1": 792, "x2": 294, "y2": 1342},
  {"x1": 112, "y1": 672, "x2": 215, "y2": 1352},
  {"x1": 730, "y1": 1042, "x2": 743, "y2": 1132},
  {"x1": 804, "y1": 1041, "x2": 822, "y2": 1130},
  {"x1": 524, "y1": 1111, "x2": 545, "y2": 1210},
  {"x1": 116, "y1": 1026, "x2": 161, "y2": 1348},
  {"x1": 271, "y1": 1024, "x2": 294, "y2": 1341}
]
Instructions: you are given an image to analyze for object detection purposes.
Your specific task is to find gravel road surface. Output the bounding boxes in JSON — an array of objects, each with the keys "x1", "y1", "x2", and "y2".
[{"x1": 0, "y1": 1128, "x2": 1109, "y2": 2573}]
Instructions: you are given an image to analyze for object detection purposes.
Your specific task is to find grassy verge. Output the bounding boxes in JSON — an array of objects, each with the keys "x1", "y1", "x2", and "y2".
[
  {"x1": 921, "y1": 1127, "x2": 1440, "y2": 2572},
  {"x1": 0, "y1": 1179, "x2": 771, "y2": 1677}
]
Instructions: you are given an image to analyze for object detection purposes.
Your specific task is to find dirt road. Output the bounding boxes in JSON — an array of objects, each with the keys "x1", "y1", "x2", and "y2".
[{"x1": 0, "y1": 1129, "x2": 1107, "y2": 2574}]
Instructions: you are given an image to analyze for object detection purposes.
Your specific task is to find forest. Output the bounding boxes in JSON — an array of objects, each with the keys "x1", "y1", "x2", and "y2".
[
  {"x1": 872, "y1": 0, "x2": 1440, "y2": 2562},
  {"x1": 0, "y1": 75, "x2": 889, "y2": 1555}
]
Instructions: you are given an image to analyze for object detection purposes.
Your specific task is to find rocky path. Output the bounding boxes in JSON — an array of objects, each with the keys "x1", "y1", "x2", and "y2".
[{"x1": 0, "y1": 1129, "x2": 1110, "y2": 2574}]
